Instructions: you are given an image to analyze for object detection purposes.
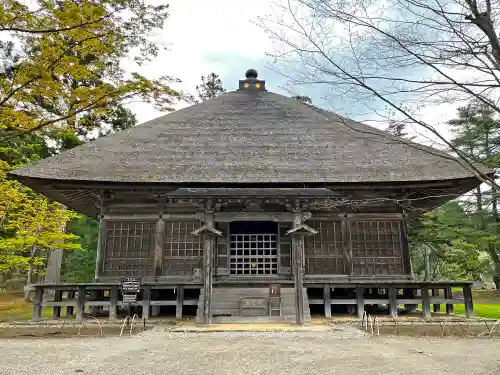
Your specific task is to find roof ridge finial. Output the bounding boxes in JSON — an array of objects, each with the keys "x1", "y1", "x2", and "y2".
[{"x1": 245, "y1": 68, "x2": 258, "y2": 79}]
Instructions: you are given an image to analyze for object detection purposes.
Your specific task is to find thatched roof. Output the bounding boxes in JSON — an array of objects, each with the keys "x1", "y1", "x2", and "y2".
[{"x1": 10, "y1": 88, "x2": 484, "y2": 184}]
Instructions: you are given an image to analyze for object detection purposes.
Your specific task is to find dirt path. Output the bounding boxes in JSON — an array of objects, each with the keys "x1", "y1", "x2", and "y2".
[{"x1": 0, "y1": 327, "x2": 499, "y2": 375}]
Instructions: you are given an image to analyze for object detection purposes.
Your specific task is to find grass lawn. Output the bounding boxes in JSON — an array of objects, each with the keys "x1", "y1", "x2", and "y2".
[
  {"x1": 423, "y1": 289, "x2": 500, "y2": 320},
  {"x1": 0, "y1": 293, "x2": 51, "y2": 322}
]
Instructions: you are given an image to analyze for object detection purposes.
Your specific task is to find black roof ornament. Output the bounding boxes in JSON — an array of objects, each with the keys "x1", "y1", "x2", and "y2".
[
  {"x1": 239, "y1": 68, "x2": 265, "y2": 91},
  {"x1": 245, "y1": 69, "x2": 258, "y2": 79}
]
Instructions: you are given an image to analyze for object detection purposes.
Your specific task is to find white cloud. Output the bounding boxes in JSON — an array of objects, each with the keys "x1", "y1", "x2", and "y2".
[{"x1": 125, "y1": 0, "x2": 275, "y2": 122}]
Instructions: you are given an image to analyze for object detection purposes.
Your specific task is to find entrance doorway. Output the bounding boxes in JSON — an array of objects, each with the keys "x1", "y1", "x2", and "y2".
[{"x1": 229, "y1": 221, "x2": 278, "y2": 275}]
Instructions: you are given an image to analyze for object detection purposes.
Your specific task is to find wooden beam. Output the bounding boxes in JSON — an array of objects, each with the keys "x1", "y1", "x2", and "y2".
[
  {"x1": 356, "y1": 286, "x2": 364, "y2": 318},
  {"x1": 421, "y1": 286, "x2": 431, "y2": 320},
  {"x1": 176, "y1": 286, "x2": 184, "y2": 319},
  {"x1": 102, "y1": 213, "x2": 202, "y2": 221},
  {"x1": 444, "y1": 287, "x2": 454, "y2": 314},
  {"x1": 94, "y1": 218, "x2": 107, "y2": 280},
  {"x1": 324, "y1": 284, "x2": 331, "y2": 318},
  {"x1": 154, "y1": 218, "x2": 165, "y2": 277},
  {"x1": 388, "y1": 286, "x2": 398, "y2": 317},
  {"x1": 213, "y1": 212, "x2": 296, "y2": 222},
  {"x1": 463, "y1": 285, "x2": 474, "y2": 317}
]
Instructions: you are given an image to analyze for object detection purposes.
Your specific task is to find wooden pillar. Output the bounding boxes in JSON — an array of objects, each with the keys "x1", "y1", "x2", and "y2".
[
  {"x1": 421, "y1": 285, "x2": 431, "y2": 319},
  {"x1": 192, "y1": 206, "x2": 222, "y2": 325},
  {"x1": 154, "y1": 217, "x2": 165, "y2": 277},
  {"x1": 142, "y1": 285, "x2": 151, "y2": 320},
  {"x1": 388, "y1": 285, "x2": 398, "y2": 318},
  {"x1": 203, "y1": 207, "x2": 216, "y2": 325},
  {"x1": 109, "y1": 286, "x2": 118, "y2": 320},
  {"x1": 76, "y1": 285, "x2": 86, "y2": 323},
  {"x1": 341, "y1": 216, "x2": 353, "y2": 275},
  {"x1": 432, "y1": 289, "x2": 441, "y2": 313},
  {"x1": 293, "y1": 235, "x2": 305, "y2": 324},
  {"x1": 94, "y1": 217, "x2": 106, "y2": 281},
  {"x1": 66, "y1": 290, "x2": 75, "y2": 316},
  {"x1": 444, "y1": 286, "x2": 454, "y2": 314},
  {"x1": 400, "y1": 214, "x2": 412, "y2": 275},
  {"x1": 53, "y1": 290, "x2": 62, "y2": 318},
  {"x1": 176, "y1": 286, "x2": 184, "y2": 318},
  {"x1": 324, "y1": 284, "x2": 331, "y2": 318},
  {"x1": 356, "y1": 286, "x2": 364, "y2": 318},
  {"x1": 463, "y1": 285, "x2": 474, "y2": 317},
  {"x1": 32, "y1": 287, "x2": 44, "y2": 321}
]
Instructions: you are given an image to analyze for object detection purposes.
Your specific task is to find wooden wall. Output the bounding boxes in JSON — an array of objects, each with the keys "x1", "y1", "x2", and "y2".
[
  {"x1": 100, "y1": 217, "x2": 409, "y2": 278},
  {"x1": 304, "y1": 219, "x2": 407, "y2": 276}
]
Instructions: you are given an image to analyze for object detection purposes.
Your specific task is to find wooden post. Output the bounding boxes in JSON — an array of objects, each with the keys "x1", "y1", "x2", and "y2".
[
  {"x1": 176, "y1": 286, "x2": 184, "y2": 319},
  {"x1": 388, "y1": 285, "x2": 398, "y2": 318},
  {"x1": 400, "y1": 214, "x2": 412, "y2": 275},
  {"x1": 356, "y1": 286, "x2": 364, "y2": 318},
  {"x1": 432, "y1": 289, "x2": 441, "y2": 313},
  {"x1": 444, "y1": 286, "x2": 454, "y2": 314},
  {"x1": 421, "y1": 285, "x2": 431, "y2": 319},
  {"x1": 109, "y1": 286, "x2": 118, "y2": 320},
  {"x1": 341, "y1": 216, "x2": 353, "y2": 275},
  {"x1": 324, "y1": 284, "x2": 331, "y2": 318},
  {"x1": 142, "y1": 285, "x2": 151, "y2": 320},
  {"x1": 290, "y1": 211, "x2": 306, "y2": 325},
  {"x1": 463, "y1": 285, "x2": 474, "y2": 317},
  {"x1": 32, "y1": 287, "x2": 44, "y2": 321},
  {"x1": 53, "y1": 290, "x2": 62, "y2": 318},
  {"x1": 154, "y1": 217, "x2": 165, "y2": 277},
  {"x1": 192, "y1": 205, "x2": 222, "y2": 326},
  {"x1": 76, "y1": 285, "x2": 86, "y2": 323},
  {"x1": 94, "y1": 218, "x2": 106, "y2": 280},
  {"x1": 203, "y1": 206, "x2": 216, "y2": 325},
  {"x1": 66, "y1": 290, "x2": 75, "y2": 316}
]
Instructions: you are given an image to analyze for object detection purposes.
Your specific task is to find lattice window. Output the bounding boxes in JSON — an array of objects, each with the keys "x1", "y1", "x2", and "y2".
[
  {"x1": 163, "y1": 221, "x2": 203, "y2": 276},
  {"x1": 304, "y1": 221, "x2": 344, "y2": 274},
  {"x1": 229, "y1": 234, "x2": 278, "y2": 275},
  {"x1": 350, "y1": 221, "x2": 404, "y2": 275},
  {"x1": 102, "y1": 221, "x2": 155, "y2": 277}
]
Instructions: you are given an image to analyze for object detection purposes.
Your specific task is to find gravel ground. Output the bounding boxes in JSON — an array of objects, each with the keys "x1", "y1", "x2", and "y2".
[{"x1": 0, "y1": 326, "x2": 499, "y2": 375}]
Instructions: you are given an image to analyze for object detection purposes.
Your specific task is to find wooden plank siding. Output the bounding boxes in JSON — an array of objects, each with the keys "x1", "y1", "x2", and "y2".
[
  {"x1": 303, "y1": 219, "x2": 407, "y2": 276},
  {"x1": 100, "y1": 217, "x2": 410, "y2": 279}
]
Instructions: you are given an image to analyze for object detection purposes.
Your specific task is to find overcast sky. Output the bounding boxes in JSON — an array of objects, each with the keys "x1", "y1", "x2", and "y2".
[{"x1": 124, "y1": 0, "x2": 456, "y2": 147}]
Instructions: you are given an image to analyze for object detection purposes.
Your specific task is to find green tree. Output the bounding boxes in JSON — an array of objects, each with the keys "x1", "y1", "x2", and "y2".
[
  {"x1": 448, "y1": 100, "x2": 500, "y2": 288},
  {"x1": 196, "y1": 73, "x2": 225, "y2": 102},
  {"x1": 1, "y1": 0, "x2": 184, "y2": 137},
  {"x1": 409, "y1": 202, "x2": 490, "y2": 282},
  {"x1": 61, "y1": 217, "x2": 98, "y2": 282}
]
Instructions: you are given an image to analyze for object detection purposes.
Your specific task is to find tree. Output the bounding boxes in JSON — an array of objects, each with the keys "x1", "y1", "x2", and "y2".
[
  {"x1": 0, "y1": 0, "x2": 185, "y2": 138},
  {"x1": 196, "y1": 73, "x2": 226, "y2": 102},
  {"x1": 260, "y1": 0, "x2": 499, "y2": 188},
  {"x1": 61, "y1": 217, "x2": 98, "y2": 282},
  {"x1": 448, "y1": 100, "x2": 500, "y2": 287},
  {"x1": 409, "y1": 202, "x2": 490, "y2": 282},
  {"x1": 0, "y1": 162, "x2": 80, "y2": 294}
]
